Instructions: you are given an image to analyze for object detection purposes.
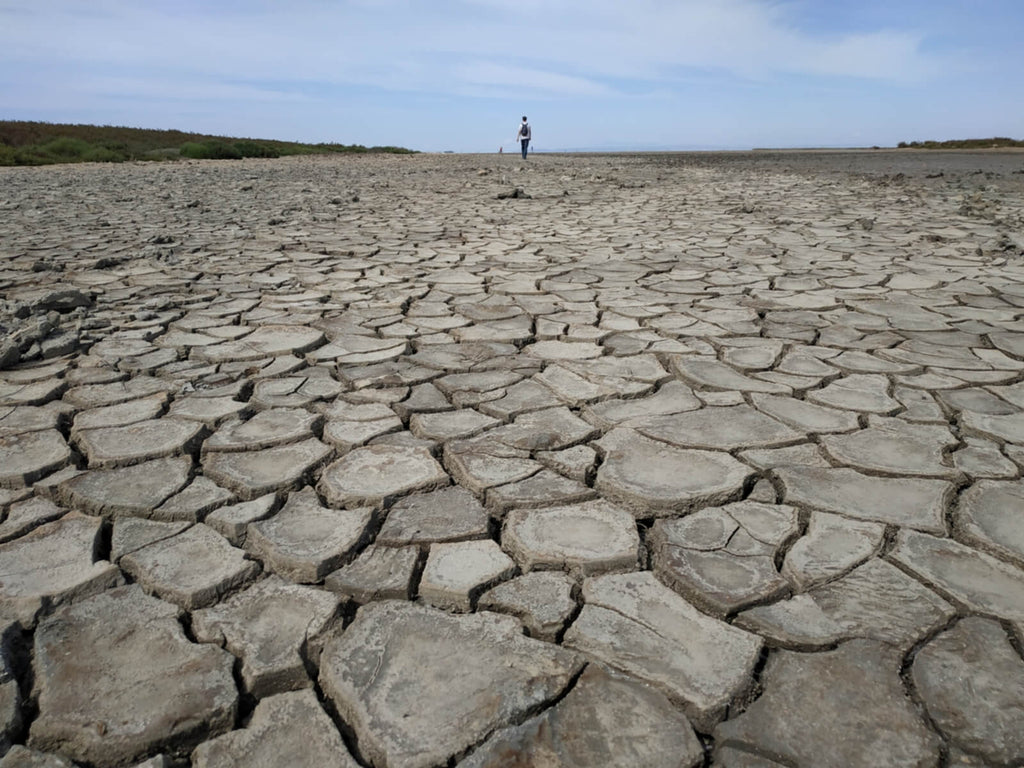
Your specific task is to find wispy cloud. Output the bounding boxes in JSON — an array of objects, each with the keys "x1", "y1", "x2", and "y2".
[
  {"x1": 86, "y1": 75, "x2": 309, "y2": 104},
  {"x1": 1, "y1": 0, "x2": 943, "y2": 99},
  {"x1": 455, "y1": 62, "x2": 611, "y2": 97}
]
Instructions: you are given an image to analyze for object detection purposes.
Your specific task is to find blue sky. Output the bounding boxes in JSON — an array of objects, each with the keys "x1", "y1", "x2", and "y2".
[{"x1": 1, "y1": 0, "x2": 1021, "y2": 152}]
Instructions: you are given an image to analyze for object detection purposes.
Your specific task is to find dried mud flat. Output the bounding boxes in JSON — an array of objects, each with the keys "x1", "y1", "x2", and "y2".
[{"x1": 2, "y1": 149, "x2": 1024, "y2": 767}]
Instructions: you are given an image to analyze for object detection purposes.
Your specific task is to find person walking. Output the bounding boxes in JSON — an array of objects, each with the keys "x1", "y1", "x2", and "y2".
[{"x1": 516, "y1": 116, "x2": 531, "y2": 159}]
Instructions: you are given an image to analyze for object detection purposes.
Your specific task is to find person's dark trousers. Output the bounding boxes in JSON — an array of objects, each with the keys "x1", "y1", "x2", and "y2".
[{"x1": 521, "y1": 139, "x2": 529, "y2": 159}]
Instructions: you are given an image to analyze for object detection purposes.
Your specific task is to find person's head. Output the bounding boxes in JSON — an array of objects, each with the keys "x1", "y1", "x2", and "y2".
[{"x1": 522, "y1": 116, "x2": 528, "y2": 122}]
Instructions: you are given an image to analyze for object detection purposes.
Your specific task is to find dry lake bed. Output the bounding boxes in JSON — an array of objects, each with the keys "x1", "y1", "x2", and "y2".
[{"x1": 1, "y1": 149, "x2": 1024, "y2": 767}]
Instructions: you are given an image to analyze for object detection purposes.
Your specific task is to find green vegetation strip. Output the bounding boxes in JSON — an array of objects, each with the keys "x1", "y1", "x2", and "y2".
[
  {"x1": 897, "y1": 138, "x2": 1024, "y2": 149},
  {"x1": 0, "y1": 121, "x2": 415, "y2": 166}
]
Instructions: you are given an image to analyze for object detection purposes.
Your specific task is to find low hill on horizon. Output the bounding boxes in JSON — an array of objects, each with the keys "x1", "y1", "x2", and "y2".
[{"x1": 0, "y1": 120, "x2": 415, "y2": 166}]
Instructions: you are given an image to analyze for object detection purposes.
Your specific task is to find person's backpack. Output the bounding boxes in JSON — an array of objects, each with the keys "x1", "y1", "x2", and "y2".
[{"x1": 521, "y1": 123, "x2": 530, "y2": 139}]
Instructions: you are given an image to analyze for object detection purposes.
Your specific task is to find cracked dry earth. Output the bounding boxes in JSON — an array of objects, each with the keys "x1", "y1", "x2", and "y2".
[{"x1": 1, "y1": 150, "x2": 1024, "y2": 768}]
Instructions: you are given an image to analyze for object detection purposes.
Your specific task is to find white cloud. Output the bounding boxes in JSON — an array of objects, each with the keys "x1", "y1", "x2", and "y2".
[
  {"x1": 455, "y1": 62, "x2": 610, "y2": 96},
  {"x1": 79, "y1": 74, "x2": 307, "y2": 104},
  {"x1": 0, "y1": 0, "x2": 943, "y2": 101},
  {"x1": 448, "y1": 0, "x2": 938, "y2": 83}
]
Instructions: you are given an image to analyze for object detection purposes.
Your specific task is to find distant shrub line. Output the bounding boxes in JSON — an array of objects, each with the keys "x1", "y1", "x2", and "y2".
[
  {"x1": 0, "y1": 121, "x2": 416, "y2": 166},
  {"x1": 897, "y1": 137, "x2": 1024, "y2": 149}
]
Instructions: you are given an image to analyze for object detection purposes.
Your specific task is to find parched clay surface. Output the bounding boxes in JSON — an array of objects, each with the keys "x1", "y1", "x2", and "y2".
[{"x1": 1, "y1": 150, "x2": 1023, "y2": 765}]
